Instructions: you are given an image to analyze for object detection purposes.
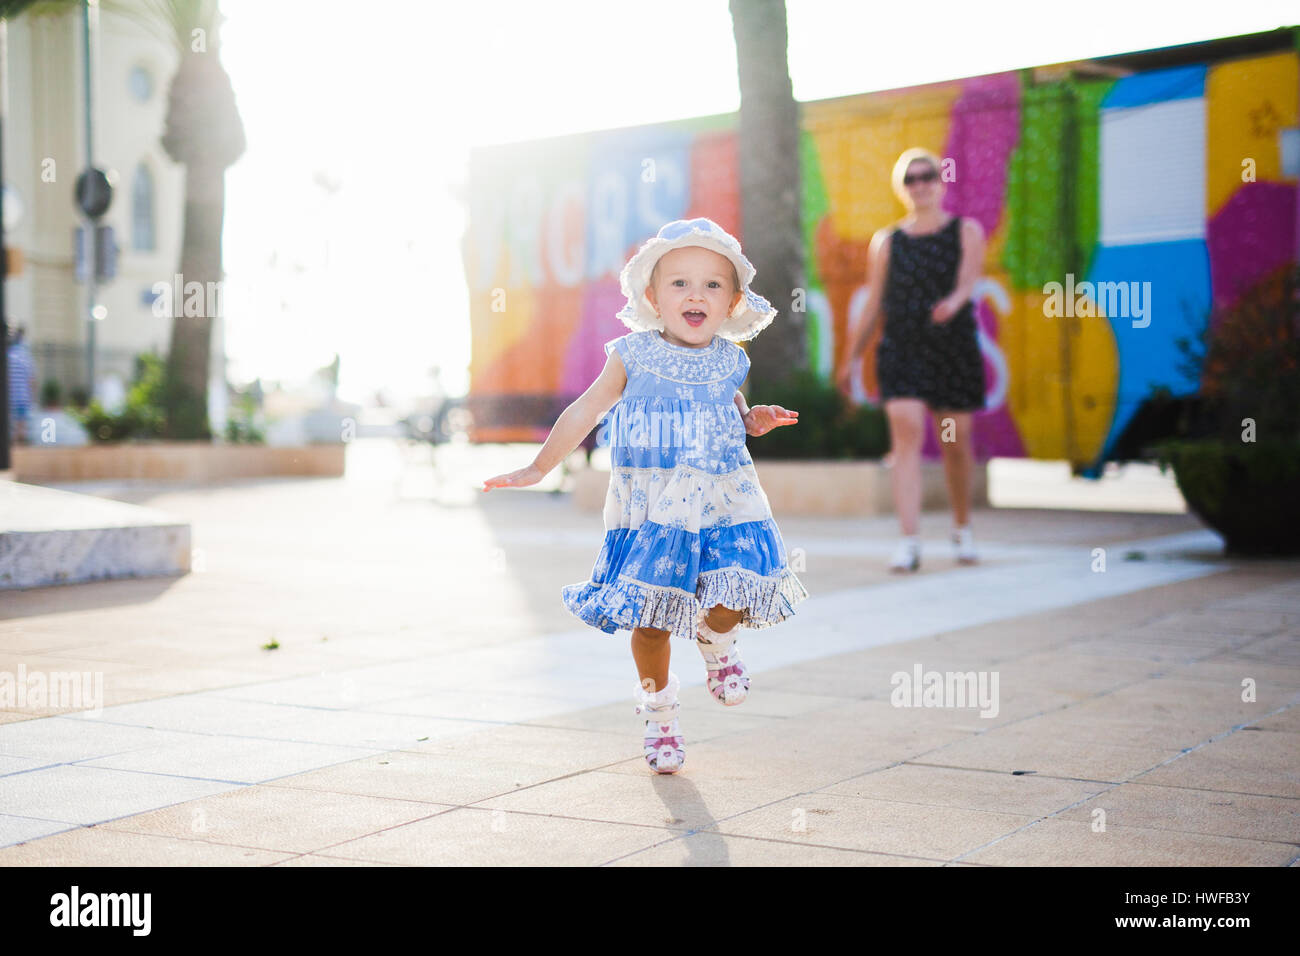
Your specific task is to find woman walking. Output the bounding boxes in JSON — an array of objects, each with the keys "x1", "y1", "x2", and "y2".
[{"x1": 838, "y1": 148, "x2": 987, "y2": 572}]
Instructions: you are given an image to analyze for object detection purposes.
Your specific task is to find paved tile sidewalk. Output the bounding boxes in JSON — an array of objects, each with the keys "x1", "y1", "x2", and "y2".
[{"x1": 1, "y1": 447, "x2": 1296, "y2": 865}]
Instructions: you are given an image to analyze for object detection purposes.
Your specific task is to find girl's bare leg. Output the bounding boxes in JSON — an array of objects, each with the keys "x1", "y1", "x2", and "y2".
[
  {"x1": 885, "y1": 398, "x2": 927, "y2": 536},
  {"x1": 632, "y1": 603, "x2": 745, "y2": 691},
  {"x1": 932, "y1": 409, "x2": 974, "y2": 528},
  {"x1": 703, "y1": 604, "x2": 743, "y2": 634},
  {"x1": 631, "y1": 626, "x2": 672, "y2": 693}
]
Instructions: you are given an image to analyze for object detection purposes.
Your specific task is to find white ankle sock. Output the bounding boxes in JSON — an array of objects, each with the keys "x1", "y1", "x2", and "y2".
[{"x1": 697, "y1": 619, "x2": 736, "y2": 646}]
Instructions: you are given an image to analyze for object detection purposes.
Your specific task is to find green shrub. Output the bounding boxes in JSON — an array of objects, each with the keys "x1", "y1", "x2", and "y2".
[
  {"x1": 747, "y1": 367, "x2": 890, "y2": 460},
  {"x1": 1154, "y1": 438, "x2": 1300, "y2": 554},
  {"x1": 1155, "y1": 263, "x2": 1299, "y2": 446},
  {"x1": 39, "y1": 378, "x2": 61, "y2": 407},
  {"x1": 224, "y1": 390, "x2": 265, "y2": 444},
  {"x1": 70, "y1": 351, "x2": 169, "y2": 443},
  {"x1": 1146, "y1": 265, "x2": 1300, "y2": 554}
]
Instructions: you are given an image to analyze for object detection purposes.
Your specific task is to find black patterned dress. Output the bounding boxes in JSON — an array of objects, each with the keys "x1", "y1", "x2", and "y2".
[{"x1": 875, "y1": 215, "x2": 986, "y2": 411}]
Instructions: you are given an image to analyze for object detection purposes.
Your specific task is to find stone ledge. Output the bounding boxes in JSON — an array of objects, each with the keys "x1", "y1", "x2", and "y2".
[
  {"x1": 11, "y1": 443, "x2": 345, "y2": 482},
  {"x1": 573, "y1": 459, "x2": 988, "y2": 516},
  {"x1": 0, "y1": 482, "x2": 191, "y2": 589}
]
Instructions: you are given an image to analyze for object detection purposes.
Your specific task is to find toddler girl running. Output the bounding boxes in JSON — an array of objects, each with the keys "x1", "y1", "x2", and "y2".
[{"x1": 483, "y1": 218, "x2": 810, "y2": 774}]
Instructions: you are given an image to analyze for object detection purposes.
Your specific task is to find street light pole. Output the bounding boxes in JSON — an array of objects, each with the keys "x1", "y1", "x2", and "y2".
[
  {"x1": 1, "y1": 17, "x2": 10, "y2": 472},
  {"x1": 81, "y1": 0, "x2": 98, "y2": 399}
]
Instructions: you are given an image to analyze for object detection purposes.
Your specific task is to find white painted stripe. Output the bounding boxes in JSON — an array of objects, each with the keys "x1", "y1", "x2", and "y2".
[{"x1": 1100, "y1": 98, "x2": 1206, "y2": 245}]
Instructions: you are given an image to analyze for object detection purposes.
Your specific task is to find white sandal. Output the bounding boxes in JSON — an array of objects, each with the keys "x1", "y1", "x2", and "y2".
[
  {"x1": 634, "y1": 670, "x2": 684, "y2": 774},
  {"x1": 696, "y1": 616, "x2": 749, "y2": 706}
]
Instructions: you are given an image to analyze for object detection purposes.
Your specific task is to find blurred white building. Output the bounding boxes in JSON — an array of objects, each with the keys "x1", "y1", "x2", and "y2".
[{"x1": 4, "y1": 6, "x2": 227, "y2": 429}]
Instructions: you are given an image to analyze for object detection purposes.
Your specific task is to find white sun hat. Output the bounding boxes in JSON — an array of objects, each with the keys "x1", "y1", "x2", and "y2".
[{"x1": 616, "y1": 218, "x2": 778, "y2": 343}]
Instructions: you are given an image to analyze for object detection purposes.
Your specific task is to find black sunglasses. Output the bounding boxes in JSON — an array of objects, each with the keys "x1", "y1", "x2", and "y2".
[{"x1": 904, "y1": 168, "x2": 939, "y2": 186}]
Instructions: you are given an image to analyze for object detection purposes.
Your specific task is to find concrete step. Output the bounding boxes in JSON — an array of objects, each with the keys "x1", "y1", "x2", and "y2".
[{"x1": 0, "y1": 480, "x2": 190, "y2": 590}]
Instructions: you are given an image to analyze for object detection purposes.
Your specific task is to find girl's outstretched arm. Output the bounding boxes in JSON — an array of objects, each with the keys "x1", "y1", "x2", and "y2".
[
  {"x1": 735, "y1": 390, "x2": 798, "y2": 438},
  {"x1": 482, "y1": 351, "x2": 628, "y2": 491}
]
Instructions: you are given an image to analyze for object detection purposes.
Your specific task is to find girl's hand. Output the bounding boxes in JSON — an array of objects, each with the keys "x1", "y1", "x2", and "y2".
[
  {"x1": 931, "y1": 296, "x2": 959, "y2": 324},
  {"x1": 482, "y1": 463, "x2": 544, "y2": 491},
  {"x1": 743, "y1": 405, "x2": 799, "y2": 437}
]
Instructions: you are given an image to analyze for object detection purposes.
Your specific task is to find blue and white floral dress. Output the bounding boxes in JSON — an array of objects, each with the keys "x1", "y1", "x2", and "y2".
[{"x1": 562, "y1": 328, "x2": 809, "y2": 639}]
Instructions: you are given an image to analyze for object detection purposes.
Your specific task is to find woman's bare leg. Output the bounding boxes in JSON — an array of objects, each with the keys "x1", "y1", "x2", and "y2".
[
  {"x1": 885, "y1": 398, "x2": 927, "y2": 536},
  {"x1": 631, "y1": 626, "x2": 672, "y2": 693},
  {"x1": 932, "y1": 409, "x2": 974, "y2": 528}
]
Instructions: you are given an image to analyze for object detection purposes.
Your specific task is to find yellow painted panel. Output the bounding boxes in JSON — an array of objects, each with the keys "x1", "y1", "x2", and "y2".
[
  {"x1": 997, "y1": 283, "x2": 1115, "y2": 462},
  {"x1": 806, "y1": 88, "x2": 962, "y2": 241},
  {"x1": 1206, "y1": 52, "x2": 1299, "y2": 217},
  {"x1": 1067, "y1": 305, "x2": 1120, "y2": 463}
]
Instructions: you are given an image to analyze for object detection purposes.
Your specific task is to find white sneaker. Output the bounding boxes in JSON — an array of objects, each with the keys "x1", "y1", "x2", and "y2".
[
  {"x1": 888, "y1": 537, "x2": 920, "y2": 573},
  {"x1": 953, "y1": 526, "x2": 978, "y2": 565}
]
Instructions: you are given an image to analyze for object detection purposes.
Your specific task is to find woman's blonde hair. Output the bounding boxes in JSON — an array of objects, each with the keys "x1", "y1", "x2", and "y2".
[{"x1": 891, "y1": 148, "x2": 943, "y2": 206}]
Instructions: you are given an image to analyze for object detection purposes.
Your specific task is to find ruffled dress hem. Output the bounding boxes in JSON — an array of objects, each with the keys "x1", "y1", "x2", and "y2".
[{"x1": 561, "y1": 565, "x2": 809, "y2": 639}]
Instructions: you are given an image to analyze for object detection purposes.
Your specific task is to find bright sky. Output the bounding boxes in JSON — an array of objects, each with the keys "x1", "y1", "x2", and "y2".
[{"x1": 218, "y1": 0, "x2": 1298, "y2": 406}]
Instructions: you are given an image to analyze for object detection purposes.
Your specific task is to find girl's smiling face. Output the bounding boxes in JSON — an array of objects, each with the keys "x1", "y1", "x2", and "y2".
[{"x1": 644, "y1": 246, "x2": 744, "y2": 348}]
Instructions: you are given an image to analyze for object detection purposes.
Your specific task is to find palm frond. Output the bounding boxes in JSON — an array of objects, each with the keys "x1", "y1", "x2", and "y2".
[
  {"x1": 3, "y1": 0, "x2": 77, "y2": 20},
  {"x1": 101, "y1": 0, "x2": 223, "y2": 54}
]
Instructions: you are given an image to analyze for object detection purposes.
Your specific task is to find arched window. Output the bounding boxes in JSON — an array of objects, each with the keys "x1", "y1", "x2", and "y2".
[{"x1": 132, "y1": 163, "x2": 155, "y2": 252}]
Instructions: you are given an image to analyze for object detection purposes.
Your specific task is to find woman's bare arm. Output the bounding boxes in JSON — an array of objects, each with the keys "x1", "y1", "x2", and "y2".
[
  {"x1": 846, "y1": 227, "x2": 892, "y2": 361},
  {"x1": 946, "y1": 218, "x2": 986, "y2": 310}
]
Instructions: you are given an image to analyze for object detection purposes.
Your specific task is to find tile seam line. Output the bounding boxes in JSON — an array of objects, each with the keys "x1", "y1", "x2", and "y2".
[
  {"x1": 946, "y1": 695, "x2": 1300, "y2": 863},
  {"x1": 1, "y1": 796, "x2": 464, "y2": 854},
  {"x1": 469, "y1": 681, "x2": 1300, "y2": 863},
  {"x1": 819, "y1": 785, "x2": 1300, "y2": 840},
  {"x1": 19, "y1": 829, "x2": 306, "y2": 861},
  {"x1": 0, "y1": 537, "x2": 1277, "y2": 844},
  {"x1": 0, "y1": 725, "x2": 450, "y2": 765},
  {"x1": 298, "y1": 801, "x2": 698, "y2": 860},
  {"x1": 7, "y1": 642, "x2": 1275, "y2": 843},
  {"x1": 0, "y1": 621, "x2": 1167, "y2": 742},
  {"x1": 597, "y1": 827, "x2": 957, "y2": 867},
  {"x1": 0, "y1": 544, "x2": 1242, "y2": 681},
  {"x1": 29, "y1": 823, "x2": 419, "y2": 862},
  {"x1": 0, "y1": 646, "x2": 1277, "y2": 777},
  {"x1": 591, "y1": 749, "x2": 978, "y2": 865},
  {"x1": 0, "y1": 753, "x2": 668, "y2": 853},
  {"x1": 264, "y1": 852, "x2": 420, "y2": 867},
  {"x1": 95, "y1": 806, "x2": 461, "y2": 858},
  {"x1": 1124, "y1": 778, "x2": 1300, "y2": 801}
]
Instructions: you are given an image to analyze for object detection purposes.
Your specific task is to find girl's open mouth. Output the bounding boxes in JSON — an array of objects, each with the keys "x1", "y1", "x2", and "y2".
[{"x1": 683, "y1": 310, "x2": 706, "y2": 326}]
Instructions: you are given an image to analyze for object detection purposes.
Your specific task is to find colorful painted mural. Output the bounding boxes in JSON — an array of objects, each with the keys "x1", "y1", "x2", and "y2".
[{"x1": 463, "y1": 37, "x2": 1299, "y2": 471}]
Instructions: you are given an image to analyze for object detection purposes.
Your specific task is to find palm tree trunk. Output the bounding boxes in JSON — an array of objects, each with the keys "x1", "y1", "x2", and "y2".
[
  {"x1": 730, "y1": 0, "x2": 806, "y2": 385},
  {"x1": 157, "y1": 27, "x2": 245, "y2": 441},
  {"x1": 163, "y1": 160, "x2": 225, "y2": 439}
]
